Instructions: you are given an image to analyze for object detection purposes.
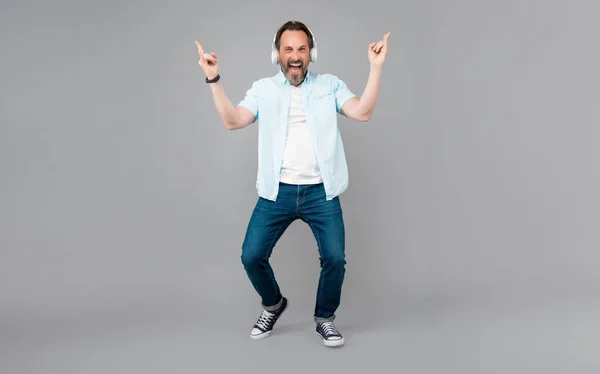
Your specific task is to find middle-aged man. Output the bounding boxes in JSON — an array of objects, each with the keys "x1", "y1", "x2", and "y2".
[{"x1": 196, "y1": 20, "x2": 390, "y2": 347}]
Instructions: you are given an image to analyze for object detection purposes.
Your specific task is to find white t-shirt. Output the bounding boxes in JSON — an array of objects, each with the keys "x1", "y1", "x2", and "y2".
[{"x1": 280, "y1": 84, "x2": 322, "y2": 184}]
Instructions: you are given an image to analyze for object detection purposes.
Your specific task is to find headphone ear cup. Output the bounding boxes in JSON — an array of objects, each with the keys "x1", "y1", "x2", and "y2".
[
  {"x1": 310, "y1": 47, "x2": 317, "y2": 62},
  {"x1": 271, "y1": 48, "x2": 279, "y2": 64}
]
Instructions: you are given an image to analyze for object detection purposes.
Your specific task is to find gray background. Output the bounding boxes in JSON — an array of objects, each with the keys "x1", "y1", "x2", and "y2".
[{"x1": 2, "y1": 0, "x2": 599, "y2": 372}]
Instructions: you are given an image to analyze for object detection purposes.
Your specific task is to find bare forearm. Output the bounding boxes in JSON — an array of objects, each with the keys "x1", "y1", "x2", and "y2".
[
  {"x1": 355, "y1": 64, "x2": 383, "y2": 117},
  {"x1": 208, "y1": 81, "x2": 240, "y2": 129}
]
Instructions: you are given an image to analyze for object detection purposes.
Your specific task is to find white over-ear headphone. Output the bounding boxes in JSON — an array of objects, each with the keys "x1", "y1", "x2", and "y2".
[{"x1": 271, "y1": 26, "x2": 318, "y2": 64}]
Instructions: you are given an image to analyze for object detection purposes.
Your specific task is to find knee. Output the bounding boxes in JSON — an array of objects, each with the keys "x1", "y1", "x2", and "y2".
[
  {"x1": 320, "y1": 253, "x2": 346, "y2": 269},
  {"x1": 241, "y1": 245, "x2": 264, "y2": 270},
  {"x1": 241, "y1": 252, "x2": 257, "y2": 269}
]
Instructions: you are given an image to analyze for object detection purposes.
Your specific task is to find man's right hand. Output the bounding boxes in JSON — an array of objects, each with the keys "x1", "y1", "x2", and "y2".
[{"x1": 196, "y1": 40, "x2": 219, "y2": 80}]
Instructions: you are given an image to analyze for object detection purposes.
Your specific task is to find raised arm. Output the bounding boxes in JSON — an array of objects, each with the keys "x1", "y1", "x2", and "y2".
[
  {"x1": 340, "y1": 32, "x2": 390, "y2": 122},
  {"x1": 196, "y1": 41, "x2": 255, "y2": 130}
]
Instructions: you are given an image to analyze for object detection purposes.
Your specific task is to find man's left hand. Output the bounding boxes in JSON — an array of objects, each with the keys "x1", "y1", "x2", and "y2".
[{"x1": 368, "y1": 32, "x2": 391, "y2": 68}]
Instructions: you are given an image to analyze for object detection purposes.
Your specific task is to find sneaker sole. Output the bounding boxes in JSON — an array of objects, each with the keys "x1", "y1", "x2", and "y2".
[
  {"x1": 316, "y1": 331, "x2": 345, "y2": 347},
  {"x1": 249, "y1": 299, "x2": 288, "y2": 340},
  {"x1": 250, "y1": 330, "x2": 271, "y2": 340}
]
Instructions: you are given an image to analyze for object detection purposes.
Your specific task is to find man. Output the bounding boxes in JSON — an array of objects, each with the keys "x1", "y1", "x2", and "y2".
[{"x1": 195, "y1": 20, "x2": 389, "y2": 347}]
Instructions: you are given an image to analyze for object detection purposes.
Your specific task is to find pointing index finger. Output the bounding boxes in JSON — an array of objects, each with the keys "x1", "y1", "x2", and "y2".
[{"x1": 195, "y1": 40, "x2": 205, "y2": 56}]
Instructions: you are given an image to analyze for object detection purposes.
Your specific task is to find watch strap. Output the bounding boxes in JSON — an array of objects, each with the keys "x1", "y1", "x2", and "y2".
[{"x1": 205, "y1": 74, "x2": 220, "y2": 83}]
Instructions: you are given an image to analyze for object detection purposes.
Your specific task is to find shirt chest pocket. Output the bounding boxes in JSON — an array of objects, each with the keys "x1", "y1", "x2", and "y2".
[{"x1": 309, "y1": 92, "x2": 336, "y2": 121}]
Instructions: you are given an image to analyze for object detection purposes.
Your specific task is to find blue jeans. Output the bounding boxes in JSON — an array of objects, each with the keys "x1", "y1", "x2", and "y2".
[{"x1": 241, "y1": 182, "x2": 346, "y2": 323}]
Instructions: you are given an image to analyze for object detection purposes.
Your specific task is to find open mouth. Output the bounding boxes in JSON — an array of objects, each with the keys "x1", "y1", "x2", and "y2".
[{"x1": 288, "y1": 62, "x2": 302, "y2": 74}]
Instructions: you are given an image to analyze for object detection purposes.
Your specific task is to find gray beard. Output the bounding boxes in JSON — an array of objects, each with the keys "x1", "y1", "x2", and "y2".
[
  {"x1": 288, "y1": 72, "x2": 305, "y2": 85},
  {"x1": 283, "y1": 64, "x2": 307, "y2": 85}
]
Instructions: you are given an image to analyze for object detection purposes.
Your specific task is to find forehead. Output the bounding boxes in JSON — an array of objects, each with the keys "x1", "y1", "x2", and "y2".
[{"x1": 279, "y1": 30, "x2": 309, "y2": 47}]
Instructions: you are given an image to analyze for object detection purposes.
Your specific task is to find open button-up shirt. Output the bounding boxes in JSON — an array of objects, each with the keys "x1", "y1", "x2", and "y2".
[{"x1": 237, "y1": 69, "x2": 356, "y2": 201}]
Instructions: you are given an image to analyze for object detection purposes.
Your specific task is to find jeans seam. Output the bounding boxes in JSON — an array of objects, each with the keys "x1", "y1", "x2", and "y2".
[
  {"x1": 307, "y1": 220, "x2": 322, "y2": 257},
  {"x1": 262, "y1": 219, "x2": 289, "y2": 307},
  {"x1": 296, "y1": 185, "x2": 300, "y2": 216},
  {"x1": 267, "y1": 219, "x2": 289, "y2": 259},
  {"x1": 307, "y1": 219, "x2": 326, "y2": 319}
]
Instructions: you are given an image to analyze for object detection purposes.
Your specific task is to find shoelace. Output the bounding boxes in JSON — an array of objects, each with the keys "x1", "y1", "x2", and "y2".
[
  {"x1": 320, "y1": 322, "x2": 340, "y2": 337},
  {"x1": 255, "y1": 310, "x2": 275, "y2": 330}
]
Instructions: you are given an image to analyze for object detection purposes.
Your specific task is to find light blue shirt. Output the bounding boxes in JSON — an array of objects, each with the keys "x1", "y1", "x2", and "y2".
[{"x1": 237, "y1": 69, "x2": 357, "y2": 201}]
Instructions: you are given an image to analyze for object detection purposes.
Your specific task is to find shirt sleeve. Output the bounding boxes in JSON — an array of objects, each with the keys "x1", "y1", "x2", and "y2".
[
  {"x1": 237, "y1": 81, "x2": 259, "y2": 120},
  {"x1": 333, "y1": 76, "x2": 357, "y2": 114}
]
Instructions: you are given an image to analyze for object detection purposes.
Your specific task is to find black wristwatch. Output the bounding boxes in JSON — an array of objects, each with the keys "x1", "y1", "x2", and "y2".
[{"x1": 205, "y1": 74, "x2": 220, "y2": 83}]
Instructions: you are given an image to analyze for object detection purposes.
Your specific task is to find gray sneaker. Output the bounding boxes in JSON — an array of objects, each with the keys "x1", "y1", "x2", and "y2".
[
  {"x1": 316, "y1": 321, "x2": 345, "y2": 347},
  {"x1": 249, "y1": 297, "x2": 288, "y2": 340}
]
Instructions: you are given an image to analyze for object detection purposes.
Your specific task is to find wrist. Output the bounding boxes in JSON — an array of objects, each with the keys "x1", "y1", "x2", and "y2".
[
  {"x1": 369, "y1": 62, "x2": 383, "y2": 72},
  {"x1": 205, "y1": 74, "x2": 220, "y2": 83}
]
